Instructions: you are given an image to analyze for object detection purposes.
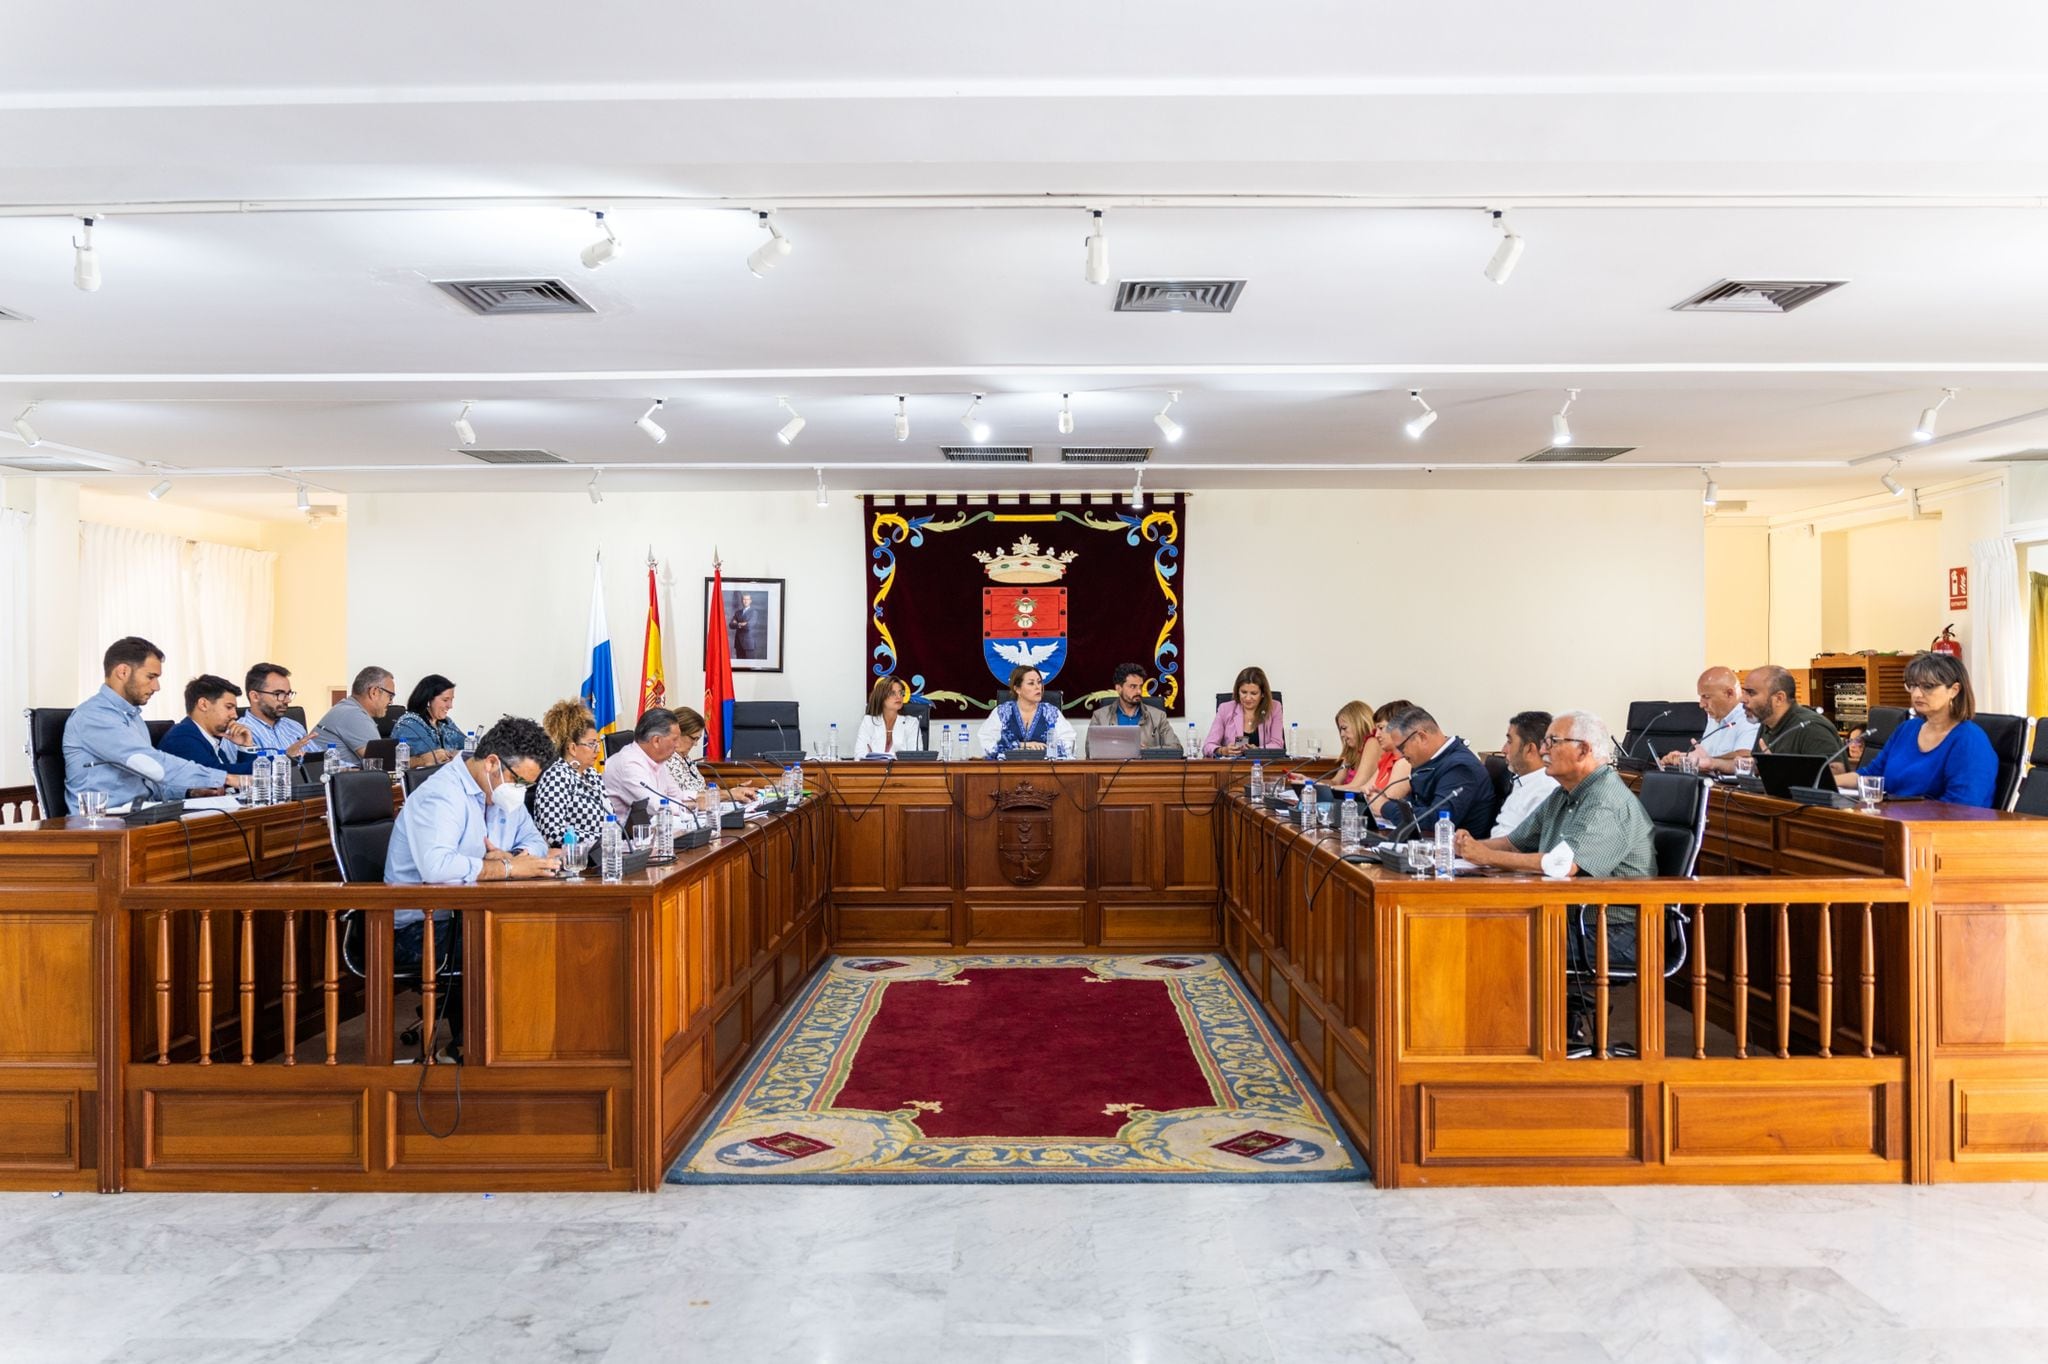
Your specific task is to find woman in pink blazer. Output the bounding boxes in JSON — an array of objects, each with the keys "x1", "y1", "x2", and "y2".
[{"x1": 1203, "y1": 666, "x2": 1286, "y2": 757}]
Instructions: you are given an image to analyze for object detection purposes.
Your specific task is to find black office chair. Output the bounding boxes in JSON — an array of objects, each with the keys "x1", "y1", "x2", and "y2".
[
  {"x1": 373, "y1": 704, "x2": 407, "y2": 740},
  {"x1": 1620, "y1": 700, "x2": 1709, "y2": 762},
  {"x1": 999, "y1": 688, "x2": 1065, "y2": 710},
  {"x1": 325, "y1": 769, "x2": 458, "y2": 1056},
  {"x1": 1863, "y1": 706, "x2": 1908, "y2": 753},
  {"x1": 1638, "y1": 769, "x2": 1711, "y2": 879},
  {"x1": 144, "y1": 719, "x2": 175, "y2": 746},
  {"x1": 900, "y1": 700, "x2": 932, "y2": 748},
  {"x1": 402, "y1": 765, "x2": 434, "y2": 794},
  {"x1": 1482, "y1": 753, "x2": 1513, "y2": 813},
  {"x1": 362, "y1": 739, "x2": 399, "y2": 768},
  {"x1": 2015, "y1": 721, "x2": 2048, "y2": 817},
  {"x1": 24, "y1": 707, "x2": 71, "y2": 817},
  {"x1": 603, "y1": 732, "x2": 635, "y2": 759},
  {"x1": 731, "y1": 700, "x2": 802, "y2": 759},
  {"x1": 1976, "y1": 712, "x2": 2029, "y2": 810}
]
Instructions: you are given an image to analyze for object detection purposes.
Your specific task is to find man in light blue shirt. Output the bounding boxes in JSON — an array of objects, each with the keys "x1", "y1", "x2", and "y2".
[
  {"x1": 63, "y1": 636, "x2": 246, "y2": 814},
  {"x1": 241, "y1": 661, "x2": 313, "y2": 757}
]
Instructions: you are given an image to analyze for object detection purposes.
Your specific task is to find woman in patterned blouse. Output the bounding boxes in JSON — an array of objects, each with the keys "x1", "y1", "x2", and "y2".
[
  {"x1": 663, "y1": 706, "x2": 758, "y2": 800},
  {"x1": 532, "y1": 699, "x2": 608, "y2": 847}
]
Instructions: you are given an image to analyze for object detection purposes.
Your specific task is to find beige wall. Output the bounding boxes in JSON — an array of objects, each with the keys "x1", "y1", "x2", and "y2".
[
  {"x1": 1703, "y1": 523, "x2": 1769, "y2": 670},
  {"x1": 346, "y1": 487, "x2": 1707, "y2": 752}
]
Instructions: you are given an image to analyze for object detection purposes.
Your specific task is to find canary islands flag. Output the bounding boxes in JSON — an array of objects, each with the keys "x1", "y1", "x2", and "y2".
[
  {"x1": 582, "y1": 557, "x2": 619, "y2": 738},
  {"x1": 639, "y1": 562, "x2": 666, "y2": 716}
]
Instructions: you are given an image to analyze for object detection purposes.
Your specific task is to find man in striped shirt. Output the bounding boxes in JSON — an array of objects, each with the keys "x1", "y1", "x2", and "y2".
[{"x1": 1455, "y1": 710, "x2": 1655, "y2": 878}]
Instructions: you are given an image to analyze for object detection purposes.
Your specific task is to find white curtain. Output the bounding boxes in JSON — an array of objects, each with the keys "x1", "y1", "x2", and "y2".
[
  {"x1": 76, "y1": 523, "x2": 276, "y2": 721},
  {"x1": 191, "y1": 541, "x2": 277, "y2": 689},
  {"x1": 0, "y1": 509, "x2": 29, "y2": 785},
  {"x1": 1970, "y1": 535, "x2": 2027, "y2": 716}
]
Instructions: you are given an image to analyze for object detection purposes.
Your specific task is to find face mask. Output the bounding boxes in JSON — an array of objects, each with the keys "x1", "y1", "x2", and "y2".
[{"x1": 490, "y1": 768, "x2": 527, "y2": 813}]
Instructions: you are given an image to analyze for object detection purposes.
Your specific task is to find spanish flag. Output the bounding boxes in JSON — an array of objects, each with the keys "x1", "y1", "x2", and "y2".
[{"x1": 638, "y1": 561, "x2": 666, "y2": 717}]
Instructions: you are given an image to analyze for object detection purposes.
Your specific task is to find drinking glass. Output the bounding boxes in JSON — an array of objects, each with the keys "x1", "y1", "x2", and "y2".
[
  {"x1": 558, "y1": 840, "x2": 589, "y2": 875},
  {"x1": 1733, "y1": 755, "x2": 1754, "y2": 780},
  {"x1": 1858, "y1": 774, "x2": 1884, "y2": 811},
  {"x1": 78, "y1": 790, "x2": 109, "y2": 825},
  {"x1": 1403, "y1": 842, "x2": 1432, "y2": 875}
]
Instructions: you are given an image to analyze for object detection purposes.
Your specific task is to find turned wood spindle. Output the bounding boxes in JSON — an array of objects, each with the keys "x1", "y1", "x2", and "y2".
[
  {"x1": 239, "y1": 908, "x2": 256, "y2": 1065},
  {"x1": 196, "y1": 907, "x2": 215, "y2": 1065},
  {"x1": 281, "y1": 910, "x2": 299, "y2": 1066},
  {"x1": 1774, "y1": 903, "x2": 1791, "y2": 1059},
  {"x1": 1691, "y1": 904, "x2": 1707, "y2": 1060},
  {"x1": 420, "y1": 912, "x2": 438, "y2": 1066},
  {"x1": 1816, "y1": 902, "x2": 1834, "y2": 1059},
  {"x1": 1860, "y1": 903, "x2": 1877, "y2": 1058},
  {"x1": 154, "y1": 909, "x2": 172, "y2": 1066},
  {"x1": 323, "y1": 908, "x2": 340, "y2": 1065},
  {"x1": 1731, "y1": 903, "x2": 1749, "y2": 1060}
]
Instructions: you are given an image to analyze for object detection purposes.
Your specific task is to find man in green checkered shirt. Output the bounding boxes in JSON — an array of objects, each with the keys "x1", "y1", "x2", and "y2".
[{"x1": 1455, "y1": 710, "x2": 1656, "y2": 877}]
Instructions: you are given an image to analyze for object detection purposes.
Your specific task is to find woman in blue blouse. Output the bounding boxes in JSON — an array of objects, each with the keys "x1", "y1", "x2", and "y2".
[
  {"x1": 977, "y1": 665, "x2": 1077, "y2": 758},
  {"x1": 1835, "y1": 651, "x2": 1997, "y2": 808},
  {"x1": 392, "y1": 674, "x2": 465, "y2": 768}
]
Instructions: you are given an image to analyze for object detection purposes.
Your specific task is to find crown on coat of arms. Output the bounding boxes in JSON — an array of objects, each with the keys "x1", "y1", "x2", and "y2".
[{"x1": 974, "y1": 534, "x2": 1078, "y2": 584}]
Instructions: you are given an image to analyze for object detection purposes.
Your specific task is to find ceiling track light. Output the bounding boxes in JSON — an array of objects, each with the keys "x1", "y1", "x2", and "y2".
[
  {"x1": 1058, "y1": 392, "x2": 1074, "y2": 436},
  {"x1": 1129, "y1": 464, "x2": 1146, "y2": 513},
  {"x1": 587, "y1": 470, "x2": 604, "y2": 505},
  {"x1": 1403, "y1": 389, "x2": 1437, "y2": 439},
  {"x1": 72, "y1": 216, "x2": 100, "y2": 292},
  {"x1": 295, "y1": 483, "x2": 311, "y2": 513},
  {"x1": 147, "y1": 478, "x2": 172, "y2": 501},
  {"x1": 747, "y1": 211, "x2": 792, "y2": 277},
  {"x1": 1701, "y1": 469, "x2": 1718, "y2": 510},
  {"x1": 1550, "y1": 388, "x2": 1581, "y2": 447},
  {"x1": 11, "y1": 403, "x2": 38, "y2": 447},
  {"x1": 814, "y1": 467, "x2": 829, "y2": 509},
  {"x1": 1153, "y1": 390, "x2": 1184, "y2": 444},
  {"x1": 1483, "y1": 209, "x2": 1524, "y2": 285},
  {"x1": 893, "y1": 395, "x2": 910, "y2": 443},
  {"x1": 961, "y1": 393, "x2": 990, "y2": 443},
  {"x1": 1912, "y1": 387, "x2": 1959, "y2": 442},
  {"x1": 452, "y1": 401, "x2": 476, "y2": 447},
  {"x1": 635, "y1": 399, "x2": 667, "y2": 445},
  {"x1": 776, "y1": 397, "x2": 806, "y2": 446},
  {"x1": 1881, "y1": 464, "x2": 1905, "y2": 497},
  {"x1": 1084, "y1": 210, "x2": 1109, "y2": 286},
  {"x1": 579, "y1": 210, "x2": 622, "y2": 269}
]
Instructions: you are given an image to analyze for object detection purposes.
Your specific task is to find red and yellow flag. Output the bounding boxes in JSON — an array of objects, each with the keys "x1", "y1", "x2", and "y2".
[{"x1": 638, "y1": 561, "x2": 666, "y2": 716}]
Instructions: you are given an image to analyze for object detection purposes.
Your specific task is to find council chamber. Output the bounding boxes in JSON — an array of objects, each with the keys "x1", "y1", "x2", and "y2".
[{"x1": 6, "y1": 6, "x2": 2048, "y2": 1360}]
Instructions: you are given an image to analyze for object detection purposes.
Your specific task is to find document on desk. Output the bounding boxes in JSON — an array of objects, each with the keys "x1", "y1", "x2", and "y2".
[{"x1": 181, "y1": 796, "x2": 244, "y2": 814}]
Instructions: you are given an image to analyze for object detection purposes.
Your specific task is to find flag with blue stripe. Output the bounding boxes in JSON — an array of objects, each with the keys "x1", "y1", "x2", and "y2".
[{"x1": 582, "y1": 557, "x2": 619, "y2": 737}]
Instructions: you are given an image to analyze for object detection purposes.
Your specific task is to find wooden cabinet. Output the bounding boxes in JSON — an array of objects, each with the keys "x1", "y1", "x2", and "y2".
[{"x1": 1808, "y1": 653, "x2": 1910, "y2": 727}]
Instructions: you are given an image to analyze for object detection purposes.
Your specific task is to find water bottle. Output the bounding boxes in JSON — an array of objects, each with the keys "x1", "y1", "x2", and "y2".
[
  {"x1": 1299, "y1": 779, "x2": 1317, "y2": 829},
  {"x1": 791, "y1": 760, "x2": 804, "y2": 802},
  {"x1": 1341, "y1": 793, "x2": 1361, "y2": 849},
  {"x1": 393, "y1": 740, "x2": 410, "y2": 777},
  {"x1": 707, "y1": 783, "x2": 722, "y2": 836},
  {"x1": 827, "y1": 723, "x2": 840, "y2": 760},
  {"x1": 275, "y1": 749, "x2": 294, "y2": 804},
  {"x1": 781, "y1": 764, "x2": 794, "y2": 798},
  {"x1": 600, "y1": 814, "x2": 623, "y2": 883},
  {"x1": 462, "y1": 728, "x2": 479, "y2": 758},
  {"x1": 1289, "y1": 722, "x2": 1300, "y2": 757},
  {"x1": 939, "y1": 723, "x2": 952, "y2": 760},
  {"x1": 1186, "y1": 722, "x2": 1198, "y2": 758},
  {"x1": 325, "y1": 743, "x2": 342, "y2": 775},
  {"x1": 652, "y1": 799, "x2": 675, "y2": 862},
  {"x1": 1434, "y1": 809, "x2": 1455, "y2": 878},
  {"x1": 250, "y1": 751, "x2": 273, "y2": 805},
  {"x1": 1249, "y1": 761, "x2": 1265, "y2": 803}
]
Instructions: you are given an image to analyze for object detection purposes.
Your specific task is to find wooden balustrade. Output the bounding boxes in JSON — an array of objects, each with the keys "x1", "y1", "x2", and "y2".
[{"x1": 0, "y1": 783, "x2": 39, "y2": 826}]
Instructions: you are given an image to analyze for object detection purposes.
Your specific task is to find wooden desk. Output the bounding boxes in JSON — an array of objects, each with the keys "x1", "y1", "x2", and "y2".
[{"x1": 0, "y1": 797, "x2": 826, "y2": 1192}]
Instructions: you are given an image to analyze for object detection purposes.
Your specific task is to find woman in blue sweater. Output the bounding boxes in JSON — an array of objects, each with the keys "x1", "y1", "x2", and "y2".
[{"x1": 1837, "y1": 652, "x2": 1997, "y2": 808}]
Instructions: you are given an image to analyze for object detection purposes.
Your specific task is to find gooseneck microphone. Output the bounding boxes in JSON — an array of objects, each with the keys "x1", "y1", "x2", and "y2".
[
  {"x1": 1625, "y1": 709, "x2": 1673, "y2": 762},
  {"x1": 1389, "y1": 786, "x2": 1466, "y2": 845}
]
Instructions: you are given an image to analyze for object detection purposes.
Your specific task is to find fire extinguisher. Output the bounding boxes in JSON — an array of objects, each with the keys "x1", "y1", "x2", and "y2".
[{"x1": 1931, "y1": 625, "x2": 1962, "y2": 658}]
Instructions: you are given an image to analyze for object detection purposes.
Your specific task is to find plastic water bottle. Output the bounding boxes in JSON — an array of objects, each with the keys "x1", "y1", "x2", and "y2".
[
  {"x1": 250, "y1": 751, "x2": 273, "y2": 805},
  {"x1": 1434, "y1": 809, "x2": 1456, "y2": 878},
  {"x1": 1186, "y1": 722, "x2": 1198, "y2": 758},
  {"x1": 393, "y1": 740, "x2": 411, "y2": 777},
  {"x1": 1341, "y1": 793, "x2": 1361, "y2": 849},
  {"x1": 1249, "y1": 761, "x2": 1265, "y2": 803},
  {"x1": 1289, "y1": 722, "x2": 1301, "y2": 757},
  {"x1": 1299, "y1": 779, "x2": 1317, "y2": 829},
  {"x1": 652, "y1": 799, "x2": 675, "y2": 862},
  {"x1": 939, "y1": 723, "x2": 952, "y2": 760},
  {"x1": 599, "y1": 814, "x2": 623, "y2": 883},
  {"x1": 707, "y1": 783, "x2": 722, "y2": 836},
  {"x1": 274, "y1": 750, "x2": 293, "y2": 803},
  {"x1": 462, "y1": 728, "x2": 479, "y2": 758},
  {"x1": 790, "y1": 760, "x2": 804, "y2": 801},
  {"x1": 781, "y1": 764, "x2": 794, "y2": 798},
  {"x1": 827, "y1": 723, "x2": 840, "y2": 760}
]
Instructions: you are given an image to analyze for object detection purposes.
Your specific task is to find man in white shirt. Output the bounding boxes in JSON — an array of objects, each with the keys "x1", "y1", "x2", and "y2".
[
  {"x1": 1659, "y1": 665, "x2": 1759, "y2": 773},
  {"x1": 1490, "y1": 710, "x2": 1560, "y2": 838}
]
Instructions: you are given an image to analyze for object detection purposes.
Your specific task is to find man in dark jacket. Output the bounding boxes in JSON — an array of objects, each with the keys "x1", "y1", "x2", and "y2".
[
  {"x1": 1370, "y1": 704, "x2": 1497, "y2": 838},
  {"x1": 158, "y1": 674, "x2": 257, "y2": 775}
]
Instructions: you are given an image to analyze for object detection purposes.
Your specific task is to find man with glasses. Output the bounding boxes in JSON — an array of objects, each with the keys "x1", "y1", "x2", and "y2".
[
  {"x1": 241, "y1": 662, "x2": 314, "y2": 757},
  {"x1": 1456, "y1": 710, "x2": 1655, "y2": 878},
  {"x1": 313, "y1": 666, "x2": 397, "y2": 762},
  {"x1": 1371, "y1": 704, "x2": 1496, "y2": 837}
]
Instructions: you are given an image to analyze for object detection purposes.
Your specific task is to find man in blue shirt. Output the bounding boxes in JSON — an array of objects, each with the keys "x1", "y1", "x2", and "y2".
[
  {"x1": 159, "y1": 674, "x2": 258, "y2": 775},
  {"x1": 386, "y1": 715, "x2": 558, "y2": 1057},
  {"x1": 240, "y1": 662, "x2": 313, "y2": 757},
  {"x1": 63, "y1": 636, "x2": 245, "y2": 813}
]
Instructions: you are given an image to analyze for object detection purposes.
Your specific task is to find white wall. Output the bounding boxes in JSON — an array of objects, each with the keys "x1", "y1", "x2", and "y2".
[{"x1": 346, "y1": 487, "x2": 1706, "y2": 752}]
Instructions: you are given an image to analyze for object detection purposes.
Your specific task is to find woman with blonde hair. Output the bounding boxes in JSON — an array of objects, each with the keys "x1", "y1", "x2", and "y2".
[
  {"x1": 1313, "y1": 699, "x2": 1389, "y2": 796},
  {"x1": 531, "y1": 699, "x2": 608, "y2": 847}
]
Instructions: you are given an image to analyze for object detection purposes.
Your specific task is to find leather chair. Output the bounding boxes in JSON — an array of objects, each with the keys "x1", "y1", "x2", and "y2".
[
  {"x1": 1620, "y1": 700, "x2": 1709, "y2": 762},
  {"x1": 999, "y1": 688, "x2": 1065, "y2": 710},
  {"x1": 373, "y1": 704, "x2": 407, "y2": 740},
  {"x1": 1863, "y1": 706, "x2": 1908, "y2": 753},
  {"x1": 1638, "y1": 769, "x2": 1711, "y2": 878},
  {"x1": 2015, "y1": 720, "x2": 2048, "y2": 816},
  {"x1": 24, "y1": 707, "x2": 72, "y2": 817},
  {"x1": 899, "y1": 699, "x2": 932, "y2": 750},
  {"x1": 1976, "y1": 712, "x2": 2029, "y2": 810},
  {"x1": 603, "y1": 732, "x2": 635, "y2": 759},
  {"x1": 1482, "y1": 752, "x2": 1513, "y2": 814},
  {"x1": 402, "y1": 765, "x2": 434, "y2": 794},
  {"x1": 731, "y1": 700, "x2": 802, "y2": 759},
  {"x1": 145, "y1": 719, "x2": 175, "y2": 746},
  {"x1": 326, "y1": 770, "x2": 397, "y2": 883}
]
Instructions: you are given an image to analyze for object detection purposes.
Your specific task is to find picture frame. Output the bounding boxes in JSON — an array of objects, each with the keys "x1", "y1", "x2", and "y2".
[{"x1": 707, "y1": 576, "x2": 786, "y2": 673}]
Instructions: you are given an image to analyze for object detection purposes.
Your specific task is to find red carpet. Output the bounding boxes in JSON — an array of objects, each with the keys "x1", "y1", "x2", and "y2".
[{"x1": 830, "y1": 967, "x2": 1214, "y2": 1137}]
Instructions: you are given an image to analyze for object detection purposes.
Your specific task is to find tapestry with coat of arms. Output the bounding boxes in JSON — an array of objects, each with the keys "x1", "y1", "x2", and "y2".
[{"x1": 864, "y1": 493, "x2": 1187, "y2": 719}]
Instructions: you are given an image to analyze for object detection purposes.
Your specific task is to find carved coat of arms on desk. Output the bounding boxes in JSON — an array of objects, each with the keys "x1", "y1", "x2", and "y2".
[{"x1": 994, "y1": 780, "x2": 1055, "y2": 885}]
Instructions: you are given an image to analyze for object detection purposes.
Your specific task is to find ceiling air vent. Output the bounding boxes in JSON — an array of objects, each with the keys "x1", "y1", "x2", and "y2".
[
  {"x1": 1059, "y1": 446, "x2": 1152, "y2": 464},
  {"x1": 457, "y1": 448, "x2": 568, "y2": 465},
  {"x1": 1520, "y1": 446, "x2": 1636, "y2": 464},
  {"x1": 1672, "y1": 279, "x2": 1846, "y2": 314},
  {"x1": 433, "y1": 278, "x2": 595, "y2": 316},
  {"x1": 940, "y1": 445, "x2": 1033, "y2": 463},
  {"x1": 1114, "y1": 279, "x2": 1245, "y2": 314}
]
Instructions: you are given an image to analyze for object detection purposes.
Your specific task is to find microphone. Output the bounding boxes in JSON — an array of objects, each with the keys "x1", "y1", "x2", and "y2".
[
  {"x1": 638, "y1": 779, "x2": 706, "y2": 829},
  {"x1": 1625, "y1": 709, "x2": 1673, "y2": 762},
  {"x1": 1388, "y1": 786, "x2": 1466, "y2": 845},
  {"x1": 771, "y1": 719, "x2": 793, "y2": 756}
]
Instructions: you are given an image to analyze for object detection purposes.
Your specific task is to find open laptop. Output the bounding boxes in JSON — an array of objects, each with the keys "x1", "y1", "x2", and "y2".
[
  {"x1": 1087, "y1": 726, "x2": 1141, "y2": 760},
  {"x1": 1754, "y1": 752, "x2": 1834, "y2": 799}
]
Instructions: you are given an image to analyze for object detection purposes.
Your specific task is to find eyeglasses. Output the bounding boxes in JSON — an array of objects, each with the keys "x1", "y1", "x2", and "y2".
[
  {"x1": 253, "y1": 688, "x2": 295, "y2": 700},
  {"x1": 569, "y1": 736, "x2": 599, "y2": 753},
  {"x1": 1540, "y1": 735, "x2": 1592, "y2": 750},
  {"x1": 369, "y1": 685, "x2": 393, "y2": 699}
]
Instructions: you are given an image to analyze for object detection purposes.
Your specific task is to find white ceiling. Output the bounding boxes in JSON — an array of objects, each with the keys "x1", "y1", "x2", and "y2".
[{"x1": 4, "y1": 0, "x2": 2048, "y2": 517}]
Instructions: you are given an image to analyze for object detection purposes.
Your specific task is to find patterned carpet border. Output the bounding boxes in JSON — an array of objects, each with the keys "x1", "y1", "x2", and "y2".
[{"x1": 667, "y1": 954, "x2": 1367, "y2": 1185}]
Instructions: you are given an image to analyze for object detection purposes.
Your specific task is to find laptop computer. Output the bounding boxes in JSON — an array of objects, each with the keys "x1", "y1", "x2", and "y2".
[
  {"x1": 1754, "y1": 752, "x2": 1834, "y2": 799},
  {"x1": 1087, "y1": 726, "x2": 1141, "y2": 760}
]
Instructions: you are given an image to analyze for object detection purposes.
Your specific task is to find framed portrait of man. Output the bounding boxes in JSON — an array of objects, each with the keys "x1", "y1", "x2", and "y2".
[{"x1": 707, "y1": 576, "x2": 785, "y2": 672}]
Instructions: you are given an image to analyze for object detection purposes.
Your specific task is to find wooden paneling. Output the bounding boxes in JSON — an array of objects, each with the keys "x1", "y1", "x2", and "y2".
[
  {"x1": 1418, "y1": 1084, "x2": 1640, "y2": 1164},
  {"x1": 1935, "y1": 907, "x2": 2048, "y2": 1049},
  {"x1": 0, "y1": 1089, "x2": 81, "y2": 1169},
  {"x1": 898, "y1": 806, "x2": 955, "y2": 889},
  {"x1": 1100, "y1": 904, "x2": 1218, "y2": 945},
  {"x1": 485, "y1": 912, "x2": 631, "y2": 1063},
  {"x1": 1951, "y1": 1080, "x2": 2048, "y2": 1162},
  {"x1": 1400, "y1": 908, "x2": 1541, "y2": 1060},
  {"x1": 386, "y1": 1090, "x2": 611, "y2": 1171},
  {"x1": 968, "y1": 904, "x2": 1084, "y2": 944},
  {"x1": 143, "y1": 1089, "x2": 367, "y2": 1171},
  {"x1": 0, "y1": 914, "x2": 96, "y2": 1063},
  {"x1": 1666, "y1": 1084, "x2": 1892, "y2": 1163}
]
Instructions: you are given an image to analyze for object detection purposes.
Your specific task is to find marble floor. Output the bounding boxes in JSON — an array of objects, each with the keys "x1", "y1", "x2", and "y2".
[{"x1": 2, "y1": 1180, "x2": 2047, "y2": 1362}]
